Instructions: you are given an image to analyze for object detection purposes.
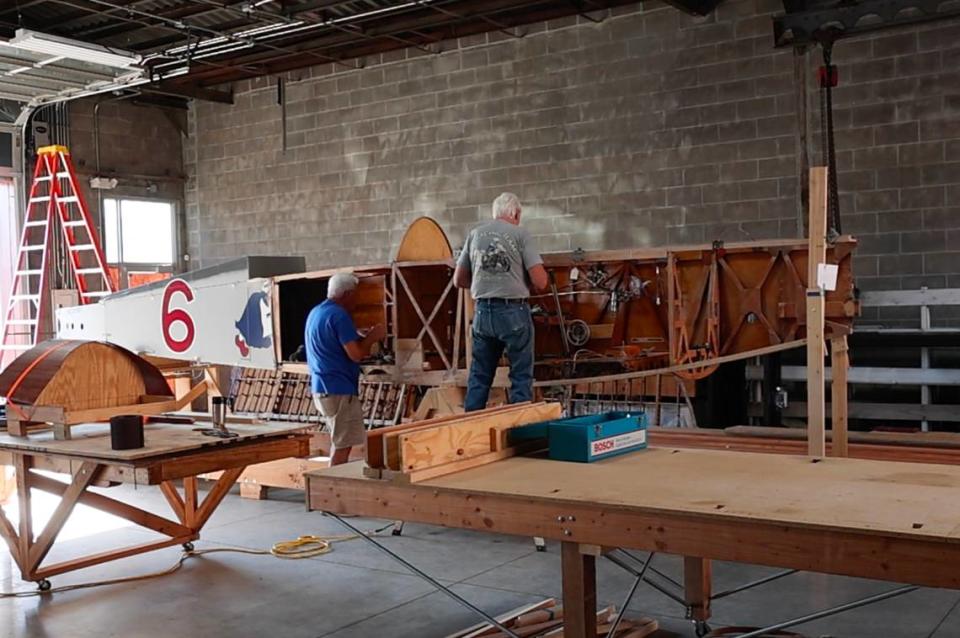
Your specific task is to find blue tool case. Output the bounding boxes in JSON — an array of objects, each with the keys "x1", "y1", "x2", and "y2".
[{"x1": 508, "y1": 411, "x2": 648, "y2": 463}]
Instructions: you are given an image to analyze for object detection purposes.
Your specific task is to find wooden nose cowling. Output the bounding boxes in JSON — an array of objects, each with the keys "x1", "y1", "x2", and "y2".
[{"x1": 0, "y1": 339, "x2": 177, "y2": 439}]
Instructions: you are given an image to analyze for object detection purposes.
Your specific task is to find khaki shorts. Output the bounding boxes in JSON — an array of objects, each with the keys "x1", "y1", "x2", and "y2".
[{"x1": 313, "y1": 394, "x2": 365, "y2": 449}]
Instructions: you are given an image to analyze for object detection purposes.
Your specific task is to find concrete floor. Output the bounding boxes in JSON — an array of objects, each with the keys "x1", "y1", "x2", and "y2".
[{"x1": 2, "y1": 483, "x2": 959, "y2": 638}]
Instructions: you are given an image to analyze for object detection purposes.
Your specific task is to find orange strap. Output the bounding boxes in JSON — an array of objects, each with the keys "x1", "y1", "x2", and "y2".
[{"x1": 4, "y1": 341, "x2": 73, "y2": 422}]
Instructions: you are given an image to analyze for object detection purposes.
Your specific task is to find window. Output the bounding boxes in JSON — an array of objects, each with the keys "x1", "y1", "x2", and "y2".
[
  {"x1": 104, "y1": 197, "x2": 176, "y2": 266},
  {"x1": 103, "y1": 197, "x2": 177, "y2": 290}
]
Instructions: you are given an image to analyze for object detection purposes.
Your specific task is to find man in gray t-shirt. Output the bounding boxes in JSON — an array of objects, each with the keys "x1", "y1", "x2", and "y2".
[{"x1": 454, "y1": 193, "x2": 548, "y2": 411}]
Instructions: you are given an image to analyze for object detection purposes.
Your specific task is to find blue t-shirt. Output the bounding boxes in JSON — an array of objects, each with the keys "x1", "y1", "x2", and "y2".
[{"x1": 304, "y1": 300, "x2": 361, "y2": 395}]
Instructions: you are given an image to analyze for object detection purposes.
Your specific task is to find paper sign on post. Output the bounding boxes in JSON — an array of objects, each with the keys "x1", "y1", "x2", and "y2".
[{"x1": 817, "y1": 263, "x2": 839, "y2": 291}]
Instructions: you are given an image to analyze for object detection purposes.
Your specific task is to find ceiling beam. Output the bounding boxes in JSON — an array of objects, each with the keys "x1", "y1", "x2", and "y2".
[
  {"x1": 184, "y1": 0, "x2": 546, "y2": 77},
  {"x1": 282, "y1": 0, "x2": 357, "y2": 15},
  {"x1": 69, "y1": 0, "x2": 259, "y2": 40},
  {"x1": 175, "y1": 0, "x2": 637, "y2": 86},
  {"x1": 145, "y1": 80, "x2": 234, "y2": 104},
  {"x1": 0, "y1": 0, "x2": 51, "y2": 18}
]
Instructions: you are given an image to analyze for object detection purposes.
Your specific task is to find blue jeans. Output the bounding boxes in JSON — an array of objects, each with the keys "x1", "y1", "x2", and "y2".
[{"x1": 465, "y1": 300, "x2": 534, "y2": 411}]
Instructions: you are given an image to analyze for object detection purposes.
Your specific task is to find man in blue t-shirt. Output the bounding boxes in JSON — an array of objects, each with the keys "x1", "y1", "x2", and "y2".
[{"x1": 305, "y1": 272, "x2": 385, "y2": 465}]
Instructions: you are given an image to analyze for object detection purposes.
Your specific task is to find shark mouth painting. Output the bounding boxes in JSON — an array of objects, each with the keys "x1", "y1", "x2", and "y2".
[{"x1": 235, "y1": 290, "x2": 272, "y2": 358}]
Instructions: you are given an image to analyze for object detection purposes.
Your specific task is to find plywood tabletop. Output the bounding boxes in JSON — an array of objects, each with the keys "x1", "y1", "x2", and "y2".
[
  {"x1": 0, "y1": 421, "x2": 310, "y2": 463},
  {"x1": 315, "y1": 446, "x2": 960, "y2": 543}
]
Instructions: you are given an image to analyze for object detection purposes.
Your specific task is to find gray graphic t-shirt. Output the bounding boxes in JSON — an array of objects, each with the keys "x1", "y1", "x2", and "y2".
[{"x1": 457, "y1": 220, "x2": 543, "y2": 300}]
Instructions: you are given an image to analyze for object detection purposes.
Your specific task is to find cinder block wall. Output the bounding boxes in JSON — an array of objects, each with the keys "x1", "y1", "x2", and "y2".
[
  {"x1": 69, "y1": 99, "x2": 186, "y2": 267},
  {"x1": 184, "y1": 0, "x2": 960, "y2": 299},
  {"x1": 70, "y1": 99, "x2": 185, "y2": 207}
]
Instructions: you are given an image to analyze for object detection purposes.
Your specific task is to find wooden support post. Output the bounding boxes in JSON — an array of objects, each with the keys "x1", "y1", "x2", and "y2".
[
  {"x1": 806, "y1": 167, "x2": 828, "y2": 458},
  {"x1": 561, "y1": 542, "x2": 597, "y2": 638},
  {"x1": 830, "y1": 336, "x2": 850, "y2": 458},
  {"x1": 683, "y1": 557, "x2": 712, "y2": 624}
]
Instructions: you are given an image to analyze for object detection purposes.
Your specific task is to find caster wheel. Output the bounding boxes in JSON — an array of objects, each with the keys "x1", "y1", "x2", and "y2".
[
  {"x1": 37, "y1": 579, "x2": 52, "y2": 592},
  {"x1": 182, "y1": 542, "x2": 195, "y2": 552},
  {"x1": 391, "y1": 529, "x2": 402, "y2": 537},
  {"x1": 536, "y1": 545, "x2": 547, "y2": 552},
  {"x1": 693, "y1": 620, "x2": 712, "y2": 637}
]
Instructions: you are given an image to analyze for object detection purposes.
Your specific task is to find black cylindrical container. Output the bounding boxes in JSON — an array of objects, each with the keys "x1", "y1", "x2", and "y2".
[{"x1": 110, "y1": 414, "x2": 145, "y2": 450}]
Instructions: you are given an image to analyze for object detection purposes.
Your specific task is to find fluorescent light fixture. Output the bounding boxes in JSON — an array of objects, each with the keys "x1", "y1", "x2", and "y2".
[{"x1": 10, "y1": 29, "x2": 141, "y2": 69}]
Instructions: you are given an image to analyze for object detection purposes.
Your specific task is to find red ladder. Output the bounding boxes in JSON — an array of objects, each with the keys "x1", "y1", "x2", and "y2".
[{"x1": 0, "y1": 145, "x2": 113, "y2": 359}]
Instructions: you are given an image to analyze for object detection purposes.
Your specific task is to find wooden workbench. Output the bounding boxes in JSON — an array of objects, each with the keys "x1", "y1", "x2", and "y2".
[
  {"x1": 0, "y1": 421, "x2": 310, "y2": 587},
  {"x1": 306, "y1": 447, "x2": 960, "y2": 637}
]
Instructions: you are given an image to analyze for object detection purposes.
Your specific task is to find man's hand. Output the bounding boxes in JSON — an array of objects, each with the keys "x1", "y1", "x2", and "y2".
[
  {"x1": 367, "y1": 323, "x2": 387, "y2": 341},
  {"x1": 346, "y1": 323, "x2": 388, "y2": 362}
]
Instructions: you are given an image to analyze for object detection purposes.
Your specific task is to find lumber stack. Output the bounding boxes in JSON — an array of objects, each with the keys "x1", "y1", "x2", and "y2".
[
  {"x1": 364, "y1": 401, "x2": 562, "y2": 484},
  {"x1": 446, "y1": 599, "x2": 658, "y2": 638}
]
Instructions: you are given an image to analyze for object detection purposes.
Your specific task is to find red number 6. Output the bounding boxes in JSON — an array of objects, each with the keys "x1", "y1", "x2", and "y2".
[{"x1": 162, "y1": 279, "x2": 195, "y2": 353}]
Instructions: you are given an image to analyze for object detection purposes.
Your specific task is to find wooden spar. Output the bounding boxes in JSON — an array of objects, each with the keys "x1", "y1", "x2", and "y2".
[{"x1": 532, "y1": 340, "x2": 808, "y2": 387}]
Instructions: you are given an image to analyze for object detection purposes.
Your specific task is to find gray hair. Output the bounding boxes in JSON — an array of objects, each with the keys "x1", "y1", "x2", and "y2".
[
  {"x1": 328, "y1": 272, "x2": 359, "y2": 298},
  {"x1": 492, "y1": 192, "x2": 521, "y2": 221}
]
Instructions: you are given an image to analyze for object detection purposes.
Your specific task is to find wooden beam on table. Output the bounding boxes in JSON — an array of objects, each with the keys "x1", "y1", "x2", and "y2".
[
  {"x1": 371, "y1": 402, "x2": 530, "y2": 471},
  {"x1": 830, "y1": 335, "x2": 850, "y2": 458},
  {"x1": 807, "y1": 166, "x2": 828, "y2": 458},
  {"x1": 397, "y1": 402, "x2": 561, "y2": 471},
  {"x1": 63, "y1": 381, "x2": 209, "y2": 425},
  {"x1": 561, "y1": 542, "x2": 597, "y2": 638}
]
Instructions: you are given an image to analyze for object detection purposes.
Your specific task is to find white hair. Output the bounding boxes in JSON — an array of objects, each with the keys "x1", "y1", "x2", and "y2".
[
  {"x1": 328, "y1": 272, "x2": 359, "y2": 298},
  {"x1": 492, "y1": 192, "x2": 522, "y2": 221}
]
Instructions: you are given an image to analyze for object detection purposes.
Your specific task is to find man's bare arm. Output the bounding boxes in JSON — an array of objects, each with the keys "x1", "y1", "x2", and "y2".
[
  {"x1": 528, "y1": 264, "x2": 548, "y2": 293},
  {"x1": 454, "y1": 264, "x2": 472, "y2": 290},
  {"x1": 343, "y1": 324, "x2": 387, "y2": 362}
]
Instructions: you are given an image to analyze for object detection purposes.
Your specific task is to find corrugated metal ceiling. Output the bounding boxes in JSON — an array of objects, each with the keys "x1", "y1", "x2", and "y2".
[{"x1": 0, "y1": 0, "x2": 656, "y2": 105}]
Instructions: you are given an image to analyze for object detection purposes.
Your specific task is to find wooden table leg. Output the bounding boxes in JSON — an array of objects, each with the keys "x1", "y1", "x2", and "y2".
[
  {"x1": 14, "y1": 455, "x2": 33, "y2": 568},
  {"x1": 684, "y1": 556, "x2": 712, "y2": 627},
  {"x1": 561, "y1": 541, "x2": 597, "y2": 638}
]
